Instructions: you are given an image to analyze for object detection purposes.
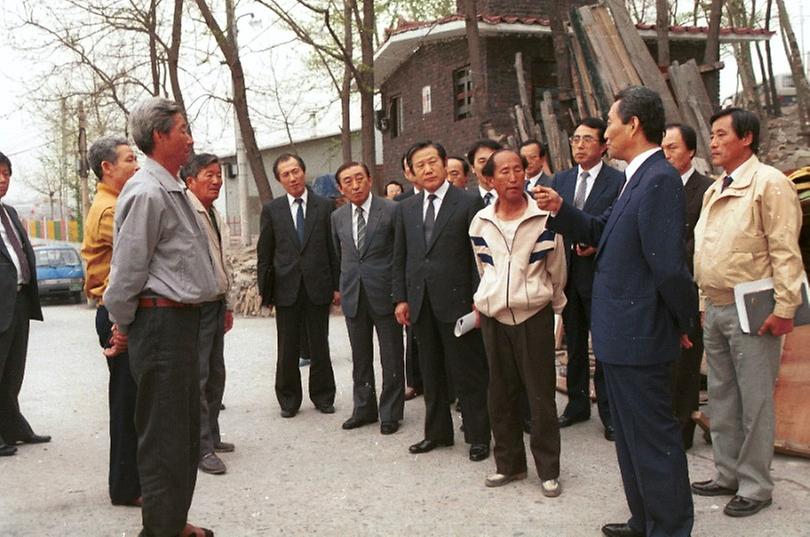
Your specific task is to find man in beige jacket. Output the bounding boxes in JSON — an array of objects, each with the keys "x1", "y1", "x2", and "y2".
[
  {"x1": 692, "y1": 108, "x2": 803, "y2": 517},
  {"x1": 182, "y1": 153, "x2": 235, "y2": 475}
]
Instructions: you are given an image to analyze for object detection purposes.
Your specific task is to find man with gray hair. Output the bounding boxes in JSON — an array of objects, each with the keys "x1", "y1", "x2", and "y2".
[
  {"x1": 104, "y1": 98, "x2": 219, "y2": 537},
  {"x1": 81, "y1": 135, "x2": 141, "y2": 507}
]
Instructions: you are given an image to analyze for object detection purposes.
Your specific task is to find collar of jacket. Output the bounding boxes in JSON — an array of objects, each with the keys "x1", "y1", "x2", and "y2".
[{"x1": 475, "y1": 192, "x2": 550, "y2": 226}]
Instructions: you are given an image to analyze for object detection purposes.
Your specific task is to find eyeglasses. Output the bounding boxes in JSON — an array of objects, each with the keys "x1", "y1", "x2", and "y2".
[{"x1": 569, "y1": 135, "x2": 599, "y2": 145}]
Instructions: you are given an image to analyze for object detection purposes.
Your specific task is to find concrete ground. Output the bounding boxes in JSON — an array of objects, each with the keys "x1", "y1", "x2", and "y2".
[{"x1": 1, "y1": 303, "x2": 808, "y2": 536}]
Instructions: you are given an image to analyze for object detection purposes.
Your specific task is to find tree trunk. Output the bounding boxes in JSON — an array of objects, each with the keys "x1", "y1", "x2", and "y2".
[
  {"x1": 764, "y1": 0, "x2": 782, "y2": 116},
  {"x1": 463, "y1": 0, "x2": 487, "y2": 131},
  {"x1": 727, "y1": 0, "x2": 768, "y2": 151},
  {"x1": 775, "y1": 0, "x2": 810, "y2": 135},
  {"x1": 195, "y1": 0, "x2": 273, "y2": 203},
  {"x1": 359, "y1": 0, "x2": 377, "y2": 191},
  {"x1": 703, "y1": 0, "x2": 723, "y2": 109},
  {"x1": 167, "y1": 0, "x2": 188, "y2": 124},
  {"x1": 341, "y1": 0, "x2": 353, "y2": 163},
  {"x1": 148, "y1": 0, "x2": 160, "y2": 96},
  {"x1": 656, "y1": 0, "x2": 670, "y2": 67}
]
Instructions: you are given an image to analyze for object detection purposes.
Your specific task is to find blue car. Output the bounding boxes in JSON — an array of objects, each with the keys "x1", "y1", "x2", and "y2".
[{"x1": 33, "y1": 244, "x2": 85, "y2": 303}]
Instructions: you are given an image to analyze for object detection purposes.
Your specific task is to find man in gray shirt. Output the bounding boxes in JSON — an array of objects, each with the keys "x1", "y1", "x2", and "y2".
[{"x1": 104, "y1": 97, "x2": 218, "y2": 537}]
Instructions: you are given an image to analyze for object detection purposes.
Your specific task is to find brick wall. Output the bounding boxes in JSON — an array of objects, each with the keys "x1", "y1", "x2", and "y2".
[{"x1": 380, "y1": 39, "x2": 482, "y2": 182}]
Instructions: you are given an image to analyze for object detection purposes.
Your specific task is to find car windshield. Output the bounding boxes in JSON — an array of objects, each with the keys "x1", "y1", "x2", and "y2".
[{"x1": 35, "y1": 248, "x2": 81, "y2": 267}]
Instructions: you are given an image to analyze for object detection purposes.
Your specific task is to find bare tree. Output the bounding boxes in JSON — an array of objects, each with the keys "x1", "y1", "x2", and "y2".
[
  {"x1": 462, "y1": 0, "x2": 487, "y2": 128},
  {"x1": 763, "y1": 0, "x2": 781, "y2": 116},
  {"x1": 775, "y1": 0, "x2": 810, "y2": 136},
  {"x1": 194, "y1": 0, "x2": 274, "y2": 203},
  {"x1": 656, "y1": 0, "x2": 670, "y2": 67}
]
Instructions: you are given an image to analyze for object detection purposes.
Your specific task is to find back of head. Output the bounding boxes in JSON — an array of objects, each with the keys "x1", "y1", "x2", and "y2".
[{"x1": 88, "y1": 136, "x2": 130, "y2": 181}]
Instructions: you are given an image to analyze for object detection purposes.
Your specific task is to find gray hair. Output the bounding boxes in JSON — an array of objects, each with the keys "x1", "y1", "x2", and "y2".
[
  {"x1": 129, "y1": 97, "x2": 183, "y2": 155},
  {"x1": 87, "y1": 136, "x2": 130, "y2": 180}
]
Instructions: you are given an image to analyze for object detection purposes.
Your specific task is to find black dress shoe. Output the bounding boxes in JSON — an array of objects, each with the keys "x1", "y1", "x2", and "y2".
[
  {"x1": 280, "y1": 408, "x2": 297, "y2": 418},
  {"x1": 20, "y1": 433, "x2": 51, "y2": 444},
  {"x1": 342, "y1": 416, "x2": 377, "y2": 430},
  {"x1": 601, "y1": 522, "x2": 644, "y2": 537},
  {"x1": 380, "y1": 422, "x2": 399, "y2": 435},
  {"x1": 558, "y1": 414, "x2": 588, "y2": 428},
  {"x1": 469, "y1": 443, "x2": 490, "y2": 462},
  {"x1": 604, "y1": 425, "x2": 615, "y2": 441},
  {"x1": 316, "y1": 404, "x2": 335, "y2": 414},
  {"x1": 723, "y1": 495, "x2": 772, "y2": 517},
  {"x1": 0, "y1": 444, "x2": 17, "y2": 456},
  {"x1": 408, "y1": 438, "x2": 453, "y2": 454},
  {"x1": 691, "y1": 479, "x2": 737, "y2": 496}
]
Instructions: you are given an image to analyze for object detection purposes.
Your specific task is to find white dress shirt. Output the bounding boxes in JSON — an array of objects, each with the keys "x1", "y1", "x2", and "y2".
[
  {"x1": 286, "y1": 189, "x2": 308, "y2": 223},
  {"x1": 525, "y1": 172, "x2": 543, "y2": 190},
  {"x1": 424, "y1": 180, "x2": 451, "y2": 220},
  {"x1": 351, "y1": 194, "x2": 373, "y2": 245},
  {"x1": 680, "y1": 166, "x2": 696, "y2": 186},
  {"x1": 620, "y1": 147, "x2": 662, "y2": 195},
  {"x1": 0, "y1": 203, "x2": 24, "y2": 285}
]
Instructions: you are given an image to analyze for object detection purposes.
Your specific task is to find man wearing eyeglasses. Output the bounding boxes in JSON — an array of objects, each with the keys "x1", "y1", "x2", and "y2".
[{"x1": 550, "y1": 117, "x2": 624, "y2": 440}]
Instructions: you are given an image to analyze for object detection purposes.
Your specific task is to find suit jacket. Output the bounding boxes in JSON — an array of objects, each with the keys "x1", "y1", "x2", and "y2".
[
  {"x1": 525, "y1": 172, "x2": 552, "y2": 191},
  {"x1": 331, "y1": 195, "x2": 397, "y2": 318},
  {"x1": 0, "y1": 203, "x2": 43, "y2": 332},
  {"x1": 550, "y1": 151, "x2": 696, "y2": 366},
  {"x1": 392, "y1": 183, "x2": 484, "y2": 324},
  {"x1": 683, "y1": 170, "x2": 713, "y2": 275},
  {"x1": 551, "y1": 163, "x2": 624, "y2": 297},
  {"x1": 257, "y1": 188, "x2": 338, "y2": 307}
]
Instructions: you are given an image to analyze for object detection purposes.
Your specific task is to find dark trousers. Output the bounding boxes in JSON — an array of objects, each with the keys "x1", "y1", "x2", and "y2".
[
  {"x1": 95, "y1": 306, "x2": 141, "y2": 505},
  {"x1": 603, "y1": 362, "x2": 693, "y2": 537},
  {"x1": 0, "y1": 289, "x2": 35, "y2": 444},
  {"x1": 412, "y1": 293, "x2": 490, "y2": 445},
  {"x1": 275, "y1": 289, "x2": 336, "y2": 411},
  {"x1": 345, "y1": 286, "x2": 405, "y2": 423},
  {"x1": 561, "y1": 284, "x2": 611, "y2": 427},
  {"x1": 671, "y1": 320, "x2": 703, "y2": 450},
  {"x1": 405, "y1": 326, "x2": 422, "y2": 391},
  {"x1": 198, "y1": 300, "x2": 226, "y2": 456},
  {"x1": 480, "y1": 307, "x2": 560, "y2": 479},
  {"x1": 129, "y1": 306, "x2": 201, "y2": 537}
]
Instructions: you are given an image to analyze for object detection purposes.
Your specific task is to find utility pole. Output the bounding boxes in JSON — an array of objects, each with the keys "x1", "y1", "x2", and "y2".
[
  {"x1": 77, "y1": 100, "x2": 90, "y2": 225},
  {"x1": 226, "y1": 0, "x2": 252, "y2": 247}
]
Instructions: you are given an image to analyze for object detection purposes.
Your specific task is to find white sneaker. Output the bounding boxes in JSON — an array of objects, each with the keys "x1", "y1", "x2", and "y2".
[
  {"x1": 485, "y1": 471, "x2": 527, "y2": 488},
  {"x1": 541, "y1": 478, "x2": 561, "y2": 497}
]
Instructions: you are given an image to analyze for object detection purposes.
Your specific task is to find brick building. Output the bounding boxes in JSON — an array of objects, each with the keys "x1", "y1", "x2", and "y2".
[{"x1": 374, "y1": 0, "x2": 771, "y2": 181}]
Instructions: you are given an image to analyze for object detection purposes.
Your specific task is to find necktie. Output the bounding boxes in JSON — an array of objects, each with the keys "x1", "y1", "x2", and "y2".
[
  {"x1": 294, "y1": 198, "x2": 305, "y2": 244},
  {"x1": 424, "y1": 193, "x2": 437, "y2": 245},
  {"x1": 356, "y1": 206, "x2": 366, "y2": 251},
  {"x1": 721, "y1": 175, "x2": 733, "y2": 192},
  {"x1": 573, "y1": 171, "x2": 590, "y2": 210},
  {"x1": 0, "y1": 206, "x2": 31, "y2": 284},
  {"x1": 483, "y1": 192, "x2": 493, "y2": 206}
]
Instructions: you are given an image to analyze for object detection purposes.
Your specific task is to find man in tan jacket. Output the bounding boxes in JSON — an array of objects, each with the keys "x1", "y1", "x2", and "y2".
[
  {"x1": 691, "y1": 107, "x2": 803, "y2": 518},
  {"x1": 182, "y1": 153, "x2": 235, "y2": 475}
]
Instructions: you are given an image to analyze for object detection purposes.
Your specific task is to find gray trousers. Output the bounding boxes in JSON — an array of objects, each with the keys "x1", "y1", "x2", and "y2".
[
  {"x1": 345, "y1": 286, "x2": 405, "y2": 424},
  {"x1": 199, "y1": 300, "x2": 226, "y2": 456},
  {"x1": 129, "y1": 306, "x2": 201, "y2": 537},
  {"x1": 704, "y1": 302, "x2": 782, "y2": 501}
]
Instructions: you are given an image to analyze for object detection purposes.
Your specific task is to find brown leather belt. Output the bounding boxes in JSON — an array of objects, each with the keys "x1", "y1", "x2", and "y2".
[{"x1": 138, "y1": 297, "x2": 200, "y2": 309}]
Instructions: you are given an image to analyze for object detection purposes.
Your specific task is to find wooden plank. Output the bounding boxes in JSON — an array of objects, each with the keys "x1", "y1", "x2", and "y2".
[
  {"x1": 570, "y1": 6, "x2": 611, "y2": 117},
  {"x1": 577, "y1": 5, "x2": 622, "y2": 99},
  {"x1": 592, "y1": 5, "x2": 641, "y2": 88},
  {"x1": 604, "y1": 0, "x2": 682, "y2": 123},
  {"x1": 514, "y1": 104, "x2": 529, "y2": 143},
  {"x1": 669, "y1": 60, "x2": 716, "y2": 166},
  {"x1": 540, "y1": 91, "x2": 573, "y2": 173},
  {"x1": 774, "y1": 324, "x2": 810, "y2": 458},
  {"x1": 569, "y1": 35, "x2": 599, "y2": 117},
  {"x1": 513, "y1": 51, "x2": 543, "y2": 144}
]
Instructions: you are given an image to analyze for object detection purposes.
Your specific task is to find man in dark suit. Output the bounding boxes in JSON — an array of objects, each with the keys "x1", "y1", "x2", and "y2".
[
  {"x1": 257, "y1": 153, "x2": 339, "y2": 418},
  {"x1": 520, "y1": 139, "x2": 552, "y2": 190},
  {"x1": 332, "y1": 161, "x2": 404, "y2": 435},
  {"x1": 467, "y1": 139, "x2": 502, "y2": 206},
  {"x1": 393, "y1": 141, "x2": 491, "y2": 462},
  {"x1": 393, "y1": 150, "x2": 423, "y2": 402},
  {"x1": 536, "y1": 86, "x2": 696, "y2": 537},
  {"x1": 662, "y1": 123, "x2": 713, "y2": 450},
  {"x1": 0, "y1": 151, "x2": 49, "y2": 457},
  {"x1": 551, "y1": 117, "x2": 623, "y2": 440}
]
